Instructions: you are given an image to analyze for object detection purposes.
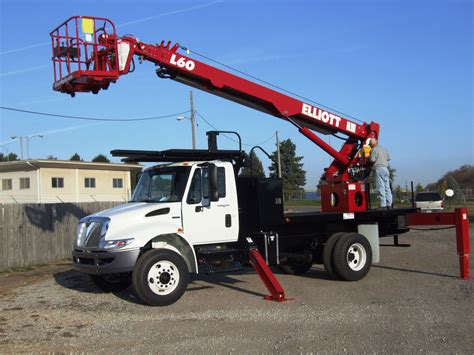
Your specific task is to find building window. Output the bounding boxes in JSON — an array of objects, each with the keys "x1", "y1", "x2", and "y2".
[
  {"x1": 85, "y1": 178, "x2": 96, "y2": 188},
  {"x1": 20, "y1": 177, "x2": 30, "y2": 189},
  {"x1": 2, "y1": 179, "x2": 12, "y2": 190},
  {"x1": 113, "y1": 178, "x2": 123, "y2": 188},
  {"x1": 52, "y1": 177, "x2": 64, "y2": 188}
]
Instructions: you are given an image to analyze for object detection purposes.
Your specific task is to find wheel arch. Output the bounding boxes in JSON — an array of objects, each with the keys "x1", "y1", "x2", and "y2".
[{"x1": 143, "y1": 233, "x2": 198, "y2": 274}]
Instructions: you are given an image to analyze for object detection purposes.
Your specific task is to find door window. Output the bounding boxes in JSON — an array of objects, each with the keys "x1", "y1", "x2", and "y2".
[{"x1": 187, "y1": 168, "x2": 202, "y2": 204}]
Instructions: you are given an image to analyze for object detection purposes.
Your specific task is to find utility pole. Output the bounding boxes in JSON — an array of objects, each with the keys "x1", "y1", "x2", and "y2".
[
  {"x1": 26, "y1": 135, "x2": 44, "y2": 159},
  {"x1": 190, "y1": 91, "x2": 196, "y2": 150},
  {"x1": 276, "y1": 130, "x2": 282, "y2": 178},
  {"x1": 11, "y1": 136, "x2": 24, "y2": 160},
  {"x1": 19, "y1": 136, "x2": 24, "y2": 160}
]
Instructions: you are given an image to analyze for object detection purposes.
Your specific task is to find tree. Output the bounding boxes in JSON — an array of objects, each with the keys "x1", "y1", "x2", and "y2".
[
  {"x1": 426, "y1": 165, "x2": 473, "y2": 190},
  {"x1": 92, "y1": 154, "x2": 110, "y2": 163},
  {"x1": 70, "y1": 153, "x2": 82, "y2": 161},
  {"x1": 394, "y1": 185, "x2": 406, "y2": 204},
  {"x1": 269, "y1": 139, "x2": 306, "y2": 200},
  {"x1": 46, "y1": 155, "x2": 58, "y2": 160},
  {"x1": 415, "y1": 183, "x2": 424, "y2": 193},
  {"x1": 0, "y1": 153, "x2": 19, "y2": 162},
  {"x1": 240, "y1": 151, "x2": 265, "y2": 178}
]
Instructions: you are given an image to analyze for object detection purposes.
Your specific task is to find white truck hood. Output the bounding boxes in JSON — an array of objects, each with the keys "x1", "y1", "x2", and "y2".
[{"x1": 94, "y1": 202, "x2": 179, "y2": 224}]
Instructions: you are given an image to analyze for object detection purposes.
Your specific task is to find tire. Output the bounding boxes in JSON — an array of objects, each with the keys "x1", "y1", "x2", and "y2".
[
  {"x1": 332, "y1": 233, "x2": 372, "y2": 281},
  {"x1": 89, "y1": 273, "x2": 131, "y2": 292},
  {"x1": 132, "y1": 249, "x2": 189, "y2": 306},
  {"x1": 322, "y1": 232, "x2": 346, "y2": 279},
  {"x1": 279, "y1": 252, "x2": 313, "y2": 275}
]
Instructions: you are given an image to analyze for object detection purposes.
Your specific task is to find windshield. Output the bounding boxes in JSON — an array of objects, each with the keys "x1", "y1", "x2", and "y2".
[
  {"x1": 130, "y1": 166, "x2": 190, "y2": 203},
  {"x1": 415, "y1": 192, "x2": 442, "y2": 202}
]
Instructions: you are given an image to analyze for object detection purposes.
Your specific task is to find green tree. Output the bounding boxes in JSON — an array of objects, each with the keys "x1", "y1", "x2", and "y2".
[
  {"x1": 269, "y1": 139, "x2": 306, "y2": 201},
  {"x1": 240, "y1": 151, "x2": 265, "y2": 178},
  {"x1": 415, "y1": 183, "x2": 424, "y2": 193},
  {"x1": 0, "y1": 153, "x2": 19, "y2": 162},
  {"x1": 70, "y1": 153, "x2": 82, "y2": 161},
  {"x1": 394, "y1": 184, "x2": 406, "y2": 204},
  {"x1": 92, "y1": 154, "x2": 110, "y2": 163},
  {"x1": 46, "y1": 155, "x2": 58, "y2": 160}
]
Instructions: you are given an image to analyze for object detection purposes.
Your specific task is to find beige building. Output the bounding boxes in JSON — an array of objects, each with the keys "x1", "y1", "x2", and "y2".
[{"x1": 0, "y1": 160, "x2": 142, "y2": 204}]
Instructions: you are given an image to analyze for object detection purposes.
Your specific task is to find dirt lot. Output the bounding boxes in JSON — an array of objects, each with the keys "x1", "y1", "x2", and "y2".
[{"x1": 0, "y1": 228, "x2": 473, "y2": 353}]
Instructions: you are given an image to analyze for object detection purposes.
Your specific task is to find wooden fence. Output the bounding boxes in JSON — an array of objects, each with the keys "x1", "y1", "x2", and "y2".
[{"x1": 0, "y1": 202, "x2": 120, "y2": 270}]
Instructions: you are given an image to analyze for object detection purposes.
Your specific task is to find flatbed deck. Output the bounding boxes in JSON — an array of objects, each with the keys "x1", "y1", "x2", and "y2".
[
  {"x1": 284, "y1": 207, "x2": 417, "y2": 222},
  {"x1": 279, "y1": 207, "x2": 418, "y2": 238}
]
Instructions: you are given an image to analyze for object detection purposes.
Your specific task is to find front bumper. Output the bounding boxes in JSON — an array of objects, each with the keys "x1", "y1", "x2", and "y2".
[{"x1": 72, "y1": 248, "x2": 140, "y2": 274}]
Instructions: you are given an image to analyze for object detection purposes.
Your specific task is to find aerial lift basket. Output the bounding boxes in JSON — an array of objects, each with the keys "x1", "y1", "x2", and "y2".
[{"x1": 50, "y1": 16, "x2": 120, "y2": 96}]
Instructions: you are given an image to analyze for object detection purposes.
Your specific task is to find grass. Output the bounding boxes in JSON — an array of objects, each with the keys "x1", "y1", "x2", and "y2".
[{"x1": 285, "y1": 199, "x2": 321, "y2": 207}]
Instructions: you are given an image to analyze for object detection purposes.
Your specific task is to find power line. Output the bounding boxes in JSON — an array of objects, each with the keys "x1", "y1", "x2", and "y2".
[
  {"x1": 195, "y1": 110, "x2": 276, "y2": 148},
  {"x1": 0, "y1": 106, "x2": 190, "y2": 122},
  {"x1": 184, "y1": 47, "x2": 364, "y2": 124}
]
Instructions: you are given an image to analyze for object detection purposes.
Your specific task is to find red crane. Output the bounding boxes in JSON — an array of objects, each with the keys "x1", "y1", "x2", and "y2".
[{"x1": 50, "y1": 16, "x2": 380, "y2": 213}]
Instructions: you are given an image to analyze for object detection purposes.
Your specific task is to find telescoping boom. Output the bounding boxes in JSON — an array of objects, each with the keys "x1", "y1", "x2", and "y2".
[{"x1": 51, "y1": 16, "x2": 378, "y2": 212}]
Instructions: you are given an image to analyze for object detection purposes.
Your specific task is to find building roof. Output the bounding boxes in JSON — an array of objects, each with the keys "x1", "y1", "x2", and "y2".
[{"x1": 0, "y1": 160, "x2": 143, "y2": 173}]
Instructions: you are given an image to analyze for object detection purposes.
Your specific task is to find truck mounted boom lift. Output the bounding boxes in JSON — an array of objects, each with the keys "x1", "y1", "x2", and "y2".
[
  {"x1": 50, "y1": 16, "x2": 470, "y2": 307},
  {"x1": 51, "y1": 16, "x2": 379, "y2": 213}
]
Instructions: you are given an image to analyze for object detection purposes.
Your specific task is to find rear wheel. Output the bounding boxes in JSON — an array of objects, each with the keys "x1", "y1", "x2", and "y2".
[
  {"x1": 323, "y1": 232, "x2": 345, "y2": 279},
  {"x1": 332, "y1": 233, "x2": 372, "y2": 281},
  {"x1": 279, "y1": 252, "x2": 313, "y2": 275},
  {"x1": 89, "y1": 273, "x2": 131, "y2": 292},
  {"x1": 132, "y1": 249, "x2": 189, "y2": 306}
]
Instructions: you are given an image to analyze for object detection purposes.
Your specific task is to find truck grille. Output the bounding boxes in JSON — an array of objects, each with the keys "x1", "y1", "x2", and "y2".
[
  {"x1": 76, "y1": 219, "x2": 109, "y2": 249},
  {"x1": 85, "y1": 222, "x2": 103, "y2": 248}
]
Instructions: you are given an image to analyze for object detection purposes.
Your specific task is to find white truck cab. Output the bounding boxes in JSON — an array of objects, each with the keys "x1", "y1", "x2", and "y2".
[{"x1": 73, "y1": 160, "x2": 239, "y2": 305}]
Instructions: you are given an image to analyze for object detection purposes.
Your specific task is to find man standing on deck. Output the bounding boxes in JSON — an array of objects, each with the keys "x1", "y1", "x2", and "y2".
[{"x1": 370, "y1": 138, "x2": 393, "y2": 209}]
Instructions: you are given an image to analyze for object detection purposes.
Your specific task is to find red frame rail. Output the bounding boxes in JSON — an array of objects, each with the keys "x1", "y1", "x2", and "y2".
[{"x1": 406, "y1": 208, "x2": 470, "y2": 279}]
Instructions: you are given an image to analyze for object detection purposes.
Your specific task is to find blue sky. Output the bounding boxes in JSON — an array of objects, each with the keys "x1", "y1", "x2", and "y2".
[{"x1": 0, "y1": 0, "x2": 472, "y2": 189}]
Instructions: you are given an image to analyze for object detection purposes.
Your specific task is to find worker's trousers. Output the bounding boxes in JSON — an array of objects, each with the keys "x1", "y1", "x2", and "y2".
[{"x1": 375, "y1": 166, "x2": 392, "y2": 208}]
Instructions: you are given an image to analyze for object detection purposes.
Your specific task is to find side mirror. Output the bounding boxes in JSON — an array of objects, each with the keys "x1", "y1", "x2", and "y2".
[{"x1": 208, "y1": 163, "x2": 219, "y2": 202}]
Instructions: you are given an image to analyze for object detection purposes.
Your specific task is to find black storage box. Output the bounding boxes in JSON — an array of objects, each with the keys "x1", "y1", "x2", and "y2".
[{"x1": 236, "y1": 177, "x2": 284, "y2": 236}]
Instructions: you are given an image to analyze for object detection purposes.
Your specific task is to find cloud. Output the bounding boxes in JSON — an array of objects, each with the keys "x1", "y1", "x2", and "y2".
[
  {"x1": 116, "y1": 0, "x2": 224, "y2": 28},
  {"x1": 0, "y1": 65, "x2": 50, "y2": 77},
  {"x1": 0, "y1": 122, "x2": 107, "y2": 146},
  {"x1": 0, "y1": 1, "x2": 224, "y2": 55},
  {"x1": 0, "y1": 42, "x2": 50, "y2": 55}
]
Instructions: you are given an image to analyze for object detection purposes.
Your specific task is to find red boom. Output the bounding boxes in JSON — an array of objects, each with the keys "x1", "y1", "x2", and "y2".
[{"x1": 50, "y1": 16, "x2": 379, "y2": 212}]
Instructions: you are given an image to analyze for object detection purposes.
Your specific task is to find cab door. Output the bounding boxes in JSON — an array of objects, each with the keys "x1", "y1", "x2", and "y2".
[{"x1": 181, "y1": 163, "x2": 239, "y2": 245}]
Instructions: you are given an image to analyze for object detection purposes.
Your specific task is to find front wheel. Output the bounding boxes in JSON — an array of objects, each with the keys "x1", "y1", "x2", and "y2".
[
  {"x1": 332, "y1": 233, "x2": 372, "y2": 281},
  {"x1": 132, "y1": 249, "x2": 189, "y2": 306}
]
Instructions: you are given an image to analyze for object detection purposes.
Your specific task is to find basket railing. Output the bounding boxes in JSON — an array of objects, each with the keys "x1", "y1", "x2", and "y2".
[{"x1": 50, "y1": 16, "x2": 119, "y2": 89}]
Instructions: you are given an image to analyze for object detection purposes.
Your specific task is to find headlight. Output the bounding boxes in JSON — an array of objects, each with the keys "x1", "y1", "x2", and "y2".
[
  {"x1": 102, "y1": 238, "x2": 135, "y2": 250},
  {"x1": 76, "y1": 223, "x2": 87, "y2": 248}
]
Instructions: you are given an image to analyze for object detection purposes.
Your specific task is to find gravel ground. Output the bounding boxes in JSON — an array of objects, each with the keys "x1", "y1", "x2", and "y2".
[{"x1": 0, "y1": 228, "x2": 473, "y2": 353}]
